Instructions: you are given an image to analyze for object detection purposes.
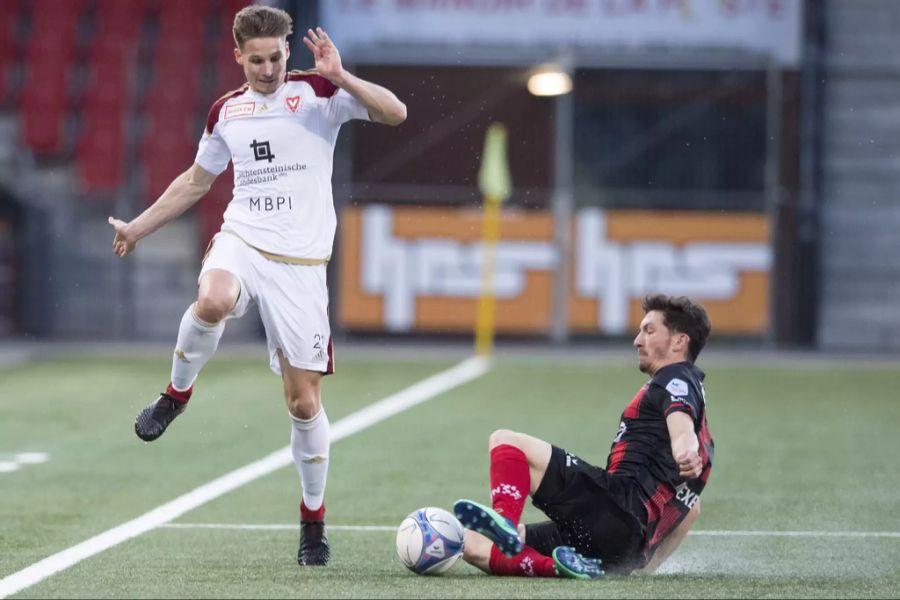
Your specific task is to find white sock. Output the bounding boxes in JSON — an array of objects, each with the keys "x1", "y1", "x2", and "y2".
[
  {"x1": 170, "y1": 304, "x2": 225, "y2": 391},
  {"x1": 290, "y1": 408, "x2": 330, "y2": 511}
]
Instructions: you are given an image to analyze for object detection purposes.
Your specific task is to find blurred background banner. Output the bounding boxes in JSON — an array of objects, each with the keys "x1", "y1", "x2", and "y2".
[
  {"x1": 323, "y1": 0, "x2": 803, "y2": 67},
  {"x1": 339, "y1": 205, "x2": 768, "y2": 335},
  {"x1": 2, "y1": 0, "x2": 899, "y2": 352}
]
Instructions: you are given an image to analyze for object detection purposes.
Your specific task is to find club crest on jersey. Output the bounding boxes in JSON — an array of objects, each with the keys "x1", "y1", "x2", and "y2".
[
  {"x1": 285, "y1": 95, "x2": 302, "y2": 113},
  {"x1": 666, "y1": 378, "x2": 689, "y2": 397},
  {"x1": 224, "y1": 102, "x2": 255, "y2": 120}
]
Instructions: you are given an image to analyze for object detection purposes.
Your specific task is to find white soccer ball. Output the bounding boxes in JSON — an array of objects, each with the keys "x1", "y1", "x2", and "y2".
[{"x1": 395, "y1": 507, "x2": 465, "y2": 575}]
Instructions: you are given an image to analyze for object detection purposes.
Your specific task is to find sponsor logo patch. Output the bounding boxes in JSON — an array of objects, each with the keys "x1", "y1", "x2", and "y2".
[
  {"x1": 224, "y1": 102, "x2": 256, "y2": 120},
  {"x1": 250, "y1": 139, "x2": 275, "y2": 163},
  {"x1": 666, "y1": 378, "x2": 689, "y2": 396},
  {"x1": 285, "y1": 95, "x2": 302, "y2": 113}
]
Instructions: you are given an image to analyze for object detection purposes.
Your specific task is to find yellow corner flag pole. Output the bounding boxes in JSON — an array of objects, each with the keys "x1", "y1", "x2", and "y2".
[{"x1": 475, "y1": 123, "x2": 512, "y2": 357}]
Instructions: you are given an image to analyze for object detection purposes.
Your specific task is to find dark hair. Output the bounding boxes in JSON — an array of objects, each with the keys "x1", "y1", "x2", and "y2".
[
  {"x1": 641, "y1": 294, "x2": 711, "y2": 363},
  {"x1": 232, "y1": 5, "x2": 293, "y2": 49}
]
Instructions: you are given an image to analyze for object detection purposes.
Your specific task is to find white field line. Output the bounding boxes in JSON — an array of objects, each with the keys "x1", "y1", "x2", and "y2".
[
  {"x1": 164, "y1": 523, "x2": 397, "y2": 532},
  {"x1": 0, "y1": 356, "x2": 490, "y2": 599},
  {"x1": 161, "y1": 523, "x2": 900, "y2": 539},
  {"x1": 690, "y1": 529, "x2": 900, "y2": 539}
]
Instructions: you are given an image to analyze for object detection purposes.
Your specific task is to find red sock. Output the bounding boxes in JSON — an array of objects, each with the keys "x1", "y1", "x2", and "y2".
[
  {"x1": 166, "y1": 383, "x2": 192, "y2": 404},
  {"x1": 489, "y1": 544, "x2": 556, "y2": 577},
  {"x1": 300, "y1": 500, "x2": 325, "y2": 522},
  {"x1": 490, "y1": 444, "x2": 530, "y2": 524}
]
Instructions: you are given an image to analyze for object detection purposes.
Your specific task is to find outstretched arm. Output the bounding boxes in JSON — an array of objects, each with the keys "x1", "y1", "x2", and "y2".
[
  {"x1": 666, "y1": 411, "x2": 702, "y2": 479},
  {"x1": 630, "y1": 410, "x2": 705, "y2": 574},
  {"x1": 109, "y1": 163, "x2": 217, "y2": 257},
  {"x1": 303, "y1": 27, "x2": 407, "y2": 126}
]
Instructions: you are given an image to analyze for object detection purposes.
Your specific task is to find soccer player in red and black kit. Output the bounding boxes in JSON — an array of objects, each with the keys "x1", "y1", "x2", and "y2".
[{"x1": 454, "y1": 294, "x2": 714, "y2": 579}]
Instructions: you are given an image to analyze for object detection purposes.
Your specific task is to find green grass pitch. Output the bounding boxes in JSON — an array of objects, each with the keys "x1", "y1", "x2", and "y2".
[{"x1": 1, "y1": 352, "x2": 899, "y2": 598}]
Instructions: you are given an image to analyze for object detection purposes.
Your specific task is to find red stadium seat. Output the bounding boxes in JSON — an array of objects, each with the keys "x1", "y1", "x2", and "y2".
[
  {"x1": 0, "y1": 0, "x2": 20, "y2": 24},
  {"x1": 158, "y1": 0, "x2": 210, "y2": 21},
  {"x1": 147, "y1": 59, "x2": 203, "y2": 113},
  {"x1": 208, "y1": 0, "x2": 248, "y2": 94},
  {"x1": 21, "y1": 105, "x2": 66, "y2": 155},
  {"x1": 82, "y1": 37, "x2": 140, "y2": 111},
  {"x1": 141, "y1": 147, "x2": 196, "y2": 203},
  {"x1": 18, "y1": 61, "x2": 71, "y2": 155},
  {"x1": 199, "y1": 164, "x2": 234, "y2": 249},
  {"x1": 29, "y1": 0, "x2": 84, "y2": 37},
  {"x1": 76, "y1": 118, "x2": 125, "y2": 191},
  {"x1": 220, "y1": 0, "x2": 250, "y2": 19},
  {"x1": 93, "y1": 0, "x2": 149, "y2": 43},
  {"x1": 212, "y1": 44, "x2": 246, "y2": 99},
  {"x1": 19, "y1": 60, "x2": 71, "y2": 105},
  {"x1": 140, "y1": 112, "x2": 197, "y2": 202},
  {"x1": 81, "y1": 59, "x2": 130, "y2": 114},
  {"x1": 25, "y1": 0, "x2": 82, "y2": 64},
  {"x1": 157, "y1": 1, "x2": 210, "y2": 42},
  {"x1": 0, "y1": 37, "x2": 15, "y2": 105}
]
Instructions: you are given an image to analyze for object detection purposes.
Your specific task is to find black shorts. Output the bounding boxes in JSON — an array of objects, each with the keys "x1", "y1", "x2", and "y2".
[{"x1": 525, "y1": 446, "x2": 647, "y2": 573}]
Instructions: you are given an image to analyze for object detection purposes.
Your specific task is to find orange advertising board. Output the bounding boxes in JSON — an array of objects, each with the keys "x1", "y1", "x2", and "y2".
[{"x1": 339, "y1": 205, "x2": 770, "y2": 335}]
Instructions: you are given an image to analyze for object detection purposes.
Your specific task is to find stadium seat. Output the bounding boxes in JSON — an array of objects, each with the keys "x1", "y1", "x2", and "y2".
[
  {"x1": 0, "y1": 39, "x2": 15, "y2": 106},
  {"x1": 93, "y1": 0, "x2": 148, "y2": 43},
  {"x1": 147, "y1": 58, "x2": 203, "y2": 113},
  {"x1": 154, "y1": 0, "x2": 209, "y2": 64},
  {"x1": 141, "y1": 147, "x2": 196, "y2": 203},
  {"x1": 157, "y1": 0, "x2": 210, "y2": 21},
  {"x1": 200, "y1": 164, "x2": 234, "y2": 249},
  {"x1": 140, "y1": 112, "x2": 197, "y2": 203},
  {"x1": 24, "y1": 0, "x2": 82, "y2": 64},
  {"x1": 21, "y1": 106, "x2": 66, "y2": 156},
  {"x1": 219, "y1": 0, "x2": 249, "y2": 18},
  {"x1": 0, "y1": 0, "x2": 20, "y2": 27},
  {"x1": 28, "y1": 0, "x2": 84, "y2": 34},
  {"x1": 18, "y1": 61, "x2": 71, "y2": 155},
  {"x1": 0, "y1": 1, "x2": 20, "y2": 104},
  {"x1": 211, "y1": 40, "x2": 246, "y2": 99},
  {"x1": 210, "y1": 0, "x2": 247, "y2": 94},
  {"x1": 20, "y1": 59, "x2": 71, "y2": 101},
  {"x1": 76, "y1": 117, "x2": 124, "y2": 191},
  {"x1": 81, "y1": 54, "x2": 131, "y2": 115}
]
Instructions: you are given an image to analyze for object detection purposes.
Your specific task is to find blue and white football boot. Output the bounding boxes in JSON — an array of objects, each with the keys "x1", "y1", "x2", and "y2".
[
  {"x1": 452, "y1": 498, "x2": 524, "y2": 557},
  {"x1": 552, "y1": 546, "x2": 605, "y2": 580}
]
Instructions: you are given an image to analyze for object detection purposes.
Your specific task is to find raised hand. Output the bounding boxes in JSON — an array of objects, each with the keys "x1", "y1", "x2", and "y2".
[{"x1": 303, "y1": 27, "x2": 343, "y2": 82}]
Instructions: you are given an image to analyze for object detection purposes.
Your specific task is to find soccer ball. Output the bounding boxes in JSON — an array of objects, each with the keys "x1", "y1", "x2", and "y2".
[{"x1": 395, "y1": 507, "x2": 465, "y2": 575}]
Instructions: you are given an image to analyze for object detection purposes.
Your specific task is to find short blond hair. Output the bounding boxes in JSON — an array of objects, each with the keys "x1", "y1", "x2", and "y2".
[{"x1": 232, "y1": 5, "x2": 293, "y2": 49}]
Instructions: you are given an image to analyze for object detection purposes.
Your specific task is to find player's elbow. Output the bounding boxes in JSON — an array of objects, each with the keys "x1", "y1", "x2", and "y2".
[{"x1": 383, "y1": 102, "x2": 407, "y2": 126}]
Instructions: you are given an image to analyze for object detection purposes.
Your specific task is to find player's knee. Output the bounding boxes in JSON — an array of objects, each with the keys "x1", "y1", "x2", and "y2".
[
  {"x1": 489, "y1": 429, "x2": 520, "y2": 450},
  {"x1": 287, "y1": 397, "x2": 319, "y2": 420},
  {"x1": 194, "y1": 295, "x2": 233, "y2": 323},
  {"x1": 286, "y1": 386, "x2": 321, "y2": 420}
]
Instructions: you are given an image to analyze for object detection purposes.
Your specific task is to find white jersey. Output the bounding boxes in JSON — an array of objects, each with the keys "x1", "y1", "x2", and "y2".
[{"x1": 195, "y1": 71, "x2": 370, "y2": 260}]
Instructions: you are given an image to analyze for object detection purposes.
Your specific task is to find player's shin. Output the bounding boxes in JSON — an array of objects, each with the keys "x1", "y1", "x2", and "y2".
[
  {"x1": 290, "y1": 408, "x2": 331, "y2": 513},
  {"x1": 489, "y1": 444, "x2": 530, "y2": 524},
  {"x1": 170, "y1": 304, "x2": 225, "y2": 393}
]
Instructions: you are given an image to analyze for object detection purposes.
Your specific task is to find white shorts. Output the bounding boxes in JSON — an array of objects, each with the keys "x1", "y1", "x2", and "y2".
[{"x1": 199, "y1": 232, "x2": 334, "y2": 375}]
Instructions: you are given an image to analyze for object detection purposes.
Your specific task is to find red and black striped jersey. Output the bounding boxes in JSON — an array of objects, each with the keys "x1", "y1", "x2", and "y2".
[{"x1": 605, "y1": 361, "x2": 715, "y2": 559}]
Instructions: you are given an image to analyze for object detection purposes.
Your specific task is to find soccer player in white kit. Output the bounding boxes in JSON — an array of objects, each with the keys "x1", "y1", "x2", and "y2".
[{"x1": 107, "y1": 6, "x2": 406, "y2": 566}]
